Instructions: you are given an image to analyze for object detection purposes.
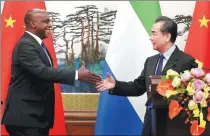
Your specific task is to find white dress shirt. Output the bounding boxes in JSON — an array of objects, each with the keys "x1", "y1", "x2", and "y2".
[
  {"x1": 25, "y1": 31, "x2": 78, "y2": 80},
  {"x1": 155, "y1": 45, "x2": 176, "y2": 73}
]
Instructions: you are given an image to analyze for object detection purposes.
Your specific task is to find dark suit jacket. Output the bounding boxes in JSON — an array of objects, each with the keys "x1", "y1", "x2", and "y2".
[
  {"x1": 109, "y1": 46, "x2": 197, "y2": 98},
  {"x1": 109, "y1": 46, "x2": 197, "y2": 135},
  {"x1": 2, "y1": 32, "x2": 75, "y2": 129}
]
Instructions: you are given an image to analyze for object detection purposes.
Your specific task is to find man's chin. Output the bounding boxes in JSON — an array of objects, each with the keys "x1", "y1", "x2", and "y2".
[
  {"x1": 44, "y1": 30, "x2": 51, "y2": 37},
  {"x1": 44, "y1": 33, "x2": 50, "y2": 39},
  {"x1": 45, "y1": 34, "x2": 49, "y2": 38}
]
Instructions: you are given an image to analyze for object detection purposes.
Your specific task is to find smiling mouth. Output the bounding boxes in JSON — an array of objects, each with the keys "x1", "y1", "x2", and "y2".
[{"x1": 45, "y1": 29, "x2": 52, "y2": 34}]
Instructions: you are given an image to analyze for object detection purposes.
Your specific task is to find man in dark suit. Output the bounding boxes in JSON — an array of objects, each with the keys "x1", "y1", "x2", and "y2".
[
  {"x1": 96, "y1": 16, "x2": 197, "y2": 136},
  {"x1": 2, "y1": 9, "x2": 101, "y2": 136}
]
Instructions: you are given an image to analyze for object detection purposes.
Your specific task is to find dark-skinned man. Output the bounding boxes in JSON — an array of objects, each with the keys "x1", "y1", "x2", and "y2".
[{"x1": 2, "y1": 8, "x2": 101, "y2": 136}]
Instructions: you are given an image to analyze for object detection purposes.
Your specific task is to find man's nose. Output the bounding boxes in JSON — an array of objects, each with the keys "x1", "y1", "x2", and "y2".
[
  {"x1": 48, "y1": 22, "x2": 52, "y2": 28},
  {"x1": 149, "y1": 36, "x2": 153, "y2": 41}
]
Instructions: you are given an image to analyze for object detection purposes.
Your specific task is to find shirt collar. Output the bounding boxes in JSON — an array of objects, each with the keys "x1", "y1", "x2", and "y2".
[
  {"x1": 25, "y1": 31, "x2": 42, "y2": 45},
  {"x1": 161, "y1": 45, "x2": 176, "y2": 60}
]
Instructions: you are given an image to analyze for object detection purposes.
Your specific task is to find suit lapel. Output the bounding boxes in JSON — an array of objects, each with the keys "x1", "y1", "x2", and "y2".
[
  {"x1": 24, "y1": 32, "x2": 52, "y2": 67},
  {"x1": 147, "y1": 54, "x2": 159, "y2": 76},
  {"x1": 162, "y1": 46, "x2": 180, "y2": 75}
]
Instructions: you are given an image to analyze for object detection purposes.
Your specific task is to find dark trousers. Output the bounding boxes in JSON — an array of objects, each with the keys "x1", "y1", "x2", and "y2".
[
  {"x1": 5, "y1": 125, "x2": 49, "y2": 136},
  {"x1": 141, "y1": 109, "x2": 152, "y2": 136}
]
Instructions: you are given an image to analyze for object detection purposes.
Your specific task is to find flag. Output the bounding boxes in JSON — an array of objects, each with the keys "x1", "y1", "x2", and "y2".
[
  {"x1": 185, "y1": 2, "x2": 210, "y2": 70},
  {"x1": 95, "y1": 1, "x2": 161, "y2": 135},
  {"x1": 1, "y1": 1, "x2": 66, "y2": 135}
]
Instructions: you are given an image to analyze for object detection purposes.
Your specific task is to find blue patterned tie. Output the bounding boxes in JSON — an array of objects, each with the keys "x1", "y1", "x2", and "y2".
[
  {"x1": 155, "y1": 55, "x2": 165, "y2": 75},
  {"x1": 41, "y1": 42, "x2": 52, "y2": 66},
  {"x1": 150, "y1": 54, "x2": 165, "y2": 134},
  {"x1": 148, "y1": 55, "x2": 165, "y2": 109},
  {"x1": 41, "y1": 42, "x2": 47, "y2": 54}
]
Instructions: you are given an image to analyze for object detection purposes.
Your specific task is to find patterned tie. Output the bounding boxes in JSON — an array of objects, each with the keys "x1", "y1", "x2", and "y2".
[
  {"x1": 148, "y1": 55, "x2": 165, "y2": 108},
  {"x1": 41, "y1": 42, "x2": 47, "y2": 53},
  {"x1": 150, "y1": 54, "x2": 165, "y2": 135},
  {"x1": 155, "y1": 55, "x2": 165, "y2": 75},
  {"x1": 41, "y1": 42, "x2": 52, "y2": 66}
]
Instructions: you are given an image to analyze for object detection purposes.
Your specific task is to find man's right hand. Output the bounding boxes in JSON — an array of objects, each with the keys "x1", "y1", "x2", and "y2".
[
  {"x1": 78, "y1": 61, "x2": 102, "y2": 84},
  {"x1": 96, "y1": 73, "x2": 116, "y2": 91}
]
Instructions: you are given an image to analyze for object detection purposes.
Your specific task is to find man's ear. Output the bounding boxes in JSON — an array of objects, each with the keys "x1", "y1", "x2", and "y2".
[
  {"x1": 165, "y1": 33, "x2": 171, "y2": 42},
  {"x1": 30, "y1": 21, "x2": 36, "y2": 28}
]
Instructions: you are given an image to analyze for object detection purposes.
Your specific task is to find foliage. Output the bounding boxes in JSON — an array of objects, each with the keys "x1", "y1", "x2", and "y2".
[{"x1": 157, "y1": 60, "x2": 210, "y2": 135}]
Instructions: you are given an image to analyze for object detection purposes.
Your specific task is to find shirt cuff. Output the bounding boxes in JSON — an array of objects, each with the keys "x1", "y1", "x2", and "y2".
[{"x1": 75, "y1": 70, "x2": 78, "y2": 80}]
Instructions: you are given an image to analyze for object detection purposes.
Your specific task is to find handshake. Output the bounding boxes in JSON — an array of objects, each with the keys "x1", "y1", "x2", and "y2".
[
  {"x1": 78, "y1": 61, "x2": 115, "y2": 91},
  {"x1": 77, "y1": 61, "x2": 102, "y2": 84}
]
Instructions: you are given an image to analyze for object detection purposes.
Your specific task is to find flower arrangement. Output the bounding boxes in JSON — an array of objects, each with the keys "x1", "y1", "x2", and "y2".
[{"x1": 157, "y1": 60, "x2": 210, "y2": 136}]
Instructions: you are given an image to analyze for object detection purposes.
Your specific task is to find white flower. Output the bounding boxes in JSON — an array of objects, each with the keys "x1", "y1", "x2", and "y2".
[
  {"x1": 188, "y1": 100, "x2": 196, "y2": 110},
  {"x1": 172, "y1": 77, "x2": 181, "y2": 88}
]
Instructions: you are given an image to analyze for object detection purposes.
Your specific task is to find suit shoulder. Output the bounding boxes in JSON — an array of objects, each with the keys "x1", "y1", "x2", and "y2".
[
  {"x1": 19, "y1": 35, "x2": 36, "y2": 45},
  {"x1": 13, "y1": 38, "x2": 38, "y2": 57},
  {"x1": 178, "y1": 50, "x2": 195, "y2": 61},
  {"x1": 147, "y1": 53, "x2": 159, "y2": 60},
  {"x1": 16, "y1": 35, "x2": 37, "y2": 49}
]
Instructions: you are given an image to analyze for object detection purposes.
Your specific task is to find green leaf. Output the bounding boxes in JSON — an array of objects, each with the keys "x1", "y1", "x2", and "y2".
[
  {"x1": 176, "y1": 88, "x2": 186, "y2": 93},
  {"x1": 161, "y1": 76, "x2": 166, "y2": 80}
]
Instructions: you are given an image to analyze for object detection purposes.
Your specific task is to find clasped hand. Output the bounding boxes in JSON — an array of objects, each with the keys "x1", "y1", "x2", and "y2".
[{"x1": 78, "y1": 61, "x2": 102, "y2": 84}]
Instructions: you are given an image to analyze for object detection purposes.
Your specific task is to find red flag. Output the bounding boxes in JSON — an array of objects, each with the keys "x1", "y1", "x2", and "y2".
[
  {"x1": 1, "y1": 1, "x2": 67, "y2": 135},
  {"x1": 185, "y1": 2, "x2": 210, "y2": 70}
]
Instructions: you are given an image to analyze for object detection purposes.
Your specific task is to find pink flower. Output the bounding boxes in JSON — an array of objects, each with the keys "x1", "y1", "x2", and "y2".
[
  {"x1": 193, "y1": 79, "x2": 205, "y2": 90},
  {"x1": 190, "y1": 68, "x2": 205, "y2": 78},
  {"x1": 193, "y1": 90, "x2": 204, "y2": 103},
  {"x1": 181, "y1": 71, "x2": 191, "y2": 82},
  {"x1": 205, "y1": 73, "x2": 210, "y2": 84}
]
